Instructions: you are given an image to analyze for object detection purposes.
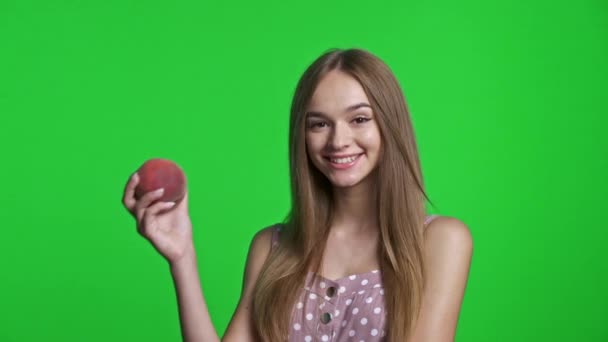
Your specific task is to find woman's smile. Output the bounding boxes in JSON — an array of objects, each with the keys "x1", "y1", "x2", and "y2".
[{"x1": 324, "y1": 153, "x2": 364, "y2": 170}]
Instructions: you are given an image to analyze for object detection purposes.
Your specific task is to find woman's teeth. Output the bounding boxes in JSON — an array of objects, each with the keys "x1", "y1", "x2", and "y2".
[{"x1": 330, "y1": 155, "x2": 359, "y2": 164}]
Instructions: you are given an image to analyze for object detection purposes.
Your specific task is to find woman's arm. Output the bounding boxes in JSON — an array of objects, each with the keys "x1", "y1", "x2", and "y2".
[
  {"x1": 409, "y1": 216, "x2": 474, "y2": 341},
  {"x1": 170, "y1": 245, "x2": 220, "y2": 342},
  {"x1": 169, "y1": 226, "x2": 275, "y2": 342}
]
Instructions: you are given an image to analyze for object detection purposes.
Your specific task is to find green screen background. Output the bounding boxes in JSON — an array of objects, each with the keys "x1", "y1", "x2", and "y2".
[{"x1": 1, "y1": 0, "x2": 606, "y2": 341}]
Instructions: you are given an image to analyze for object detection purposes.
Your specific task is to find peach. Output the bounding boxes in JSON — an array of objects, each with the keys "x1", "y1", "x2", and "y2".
[{"x1": 134, "y1": 158, "x2": 186, "y2": 205}]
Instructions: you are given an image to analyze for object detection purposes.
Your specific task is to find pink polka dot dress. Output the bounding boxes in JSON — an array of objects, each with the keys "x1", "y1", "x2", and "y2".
[{"x1": 270, "y1": 214, "x2": 440, "y2": 342}]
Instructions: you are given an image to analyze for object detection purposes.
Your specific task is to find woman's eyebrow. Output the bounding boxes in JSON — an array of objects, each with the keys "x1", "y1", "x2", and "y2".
[{"x1": 306, "y1": 102, "x2": 371, "y2": 118}]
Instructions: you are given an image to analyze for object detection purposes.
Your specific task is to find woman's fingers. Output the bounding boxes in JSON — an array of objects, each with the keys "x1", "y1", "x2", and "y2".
[
  {"x1": 138, "y1": 201, "x2": 176, "y2": 237},
  {"x1": 135, "y1": 188, "x2": 165, "y2": 223},
  {"x1": 122, "y1": 172, "x2": 139, "y2": 214}
]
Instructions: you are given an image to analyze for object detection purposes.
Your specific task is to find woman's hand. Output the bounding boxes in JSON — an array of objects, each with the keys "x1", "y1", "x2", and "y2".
[{"x1": 122, "y1": 172, "x2": 195, "y2": 264}]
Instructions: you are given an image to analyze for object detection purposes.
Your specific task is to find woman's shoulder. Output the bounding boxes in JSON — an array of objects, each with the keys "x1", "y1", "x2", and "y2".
[
  {"x1": 242, "y1": 224, "x2": 284, "y2": 281},
  {"x1": 249, "y1": 223, "x2": 283, "y2": 253},
  {"x1": 423, "y1": 215, "x2": 473, "y2": 252}
]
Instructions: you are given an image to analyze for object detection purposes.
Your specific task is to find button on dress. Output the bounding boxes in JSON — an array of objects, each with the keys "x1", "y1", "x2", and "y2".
[{"x1": 270, "y1": 215, "x2": 440, "y2": 342}]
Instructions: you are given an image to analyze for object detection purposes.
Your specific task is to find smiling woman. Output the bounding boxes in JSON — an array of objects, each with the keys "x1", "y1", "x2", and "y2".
[
  {"x1": 123, "y1": 48, "x2": 473, "y2": 342},
  {"x1": 249, "y1": 49, "x2": 473, "y2": 342},
  {"x1": 306, "y1": 70, "x2": 381, "y2": 187},
  {"x1": 304, "y1": 74, "x2": 382, "y2": 189}
]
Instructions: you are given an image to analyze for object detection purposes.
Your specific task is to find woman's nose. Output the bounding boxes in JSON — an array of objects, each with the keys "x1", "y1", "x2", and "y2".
[{"x1": 328, "y1": 122, "x2": 352, "y2": 150}]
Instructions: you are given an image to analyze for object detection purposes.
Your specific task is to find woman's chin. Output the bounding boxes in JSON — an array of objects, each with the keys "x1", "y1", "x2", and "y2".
[{"x1": 328, "y1": 176, "x2": 365, "y2": 189}]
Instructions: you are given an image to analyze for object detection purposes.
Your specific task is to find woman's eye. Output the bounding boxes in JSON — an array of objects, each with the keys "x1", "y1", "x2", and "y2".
[
  {"x1": 309, "y1": 122, "x2": 327, "y2": 129},
  {"x1": 354, "y1": 117, "x2": 371, "y2": 124}
]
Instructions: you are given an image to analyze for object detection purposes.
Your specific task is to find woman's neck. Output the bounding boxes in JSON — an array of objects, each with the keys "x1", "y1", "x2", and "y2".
[{"x1": 331, "y1": 177, "x2": 378, "y2": 233}]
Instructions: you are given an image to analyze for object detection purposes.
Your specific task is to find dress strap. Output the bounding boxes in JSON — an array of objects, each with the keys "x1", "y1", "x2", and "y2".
[
  {"x1": 424, "y1": 214, "x2": 440, "y2": 226},
  {"x1": 271, "y1": 224, "x2": 282, "y2": 249}
]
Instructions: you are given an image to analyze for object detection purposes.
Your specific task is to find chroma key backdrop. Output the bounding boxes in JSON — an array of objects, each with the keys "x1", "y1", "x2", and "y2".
[{"x1": 1, "y1": 0, "x2": 606, "y2": 341}]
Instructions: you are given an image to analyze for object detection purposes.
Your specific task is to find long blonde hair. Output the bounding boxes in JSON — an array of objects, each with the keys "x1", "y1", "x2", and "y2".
[{"x1": 253, "y1": 48, "x2": 433, "y2": 341}]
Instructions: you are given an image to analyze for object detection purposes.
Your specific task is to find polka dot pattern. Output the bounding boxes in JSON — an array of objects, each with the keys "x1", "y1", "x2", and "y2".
[{"x1": 272, "y1": 215, "x2": 440, "y2": 341}]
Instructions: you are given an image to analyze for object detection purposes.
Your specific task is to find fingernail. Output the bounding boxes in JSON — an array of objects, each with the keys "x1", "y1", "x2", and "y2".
[
  {"x1": 166, "y1": 202, "x2": 175, "y2": 207},
  {"x1": 156, "y1": 188, "x2": 164, "y2": 194}
]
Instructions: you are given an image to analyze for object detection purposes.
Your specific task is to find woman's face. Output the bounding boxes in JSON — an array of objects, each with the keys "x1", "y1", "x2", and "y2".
[{"x1": 305, "y1": 70, "x2": 382, "y2": 189}]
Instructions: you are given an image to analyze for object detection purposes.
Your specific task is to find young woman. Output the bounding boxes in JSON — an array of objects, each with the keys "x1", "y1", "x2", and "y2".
[{"x1": 122, "y1": 48, "x2": 473, "y2": 341}]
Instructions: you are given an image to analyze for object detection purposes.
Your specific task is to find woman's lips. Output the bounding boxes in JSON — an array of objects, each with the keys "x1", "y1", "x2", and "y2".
[{"x1": 325, "y1": 153, "x2": 363, "y2": 170}]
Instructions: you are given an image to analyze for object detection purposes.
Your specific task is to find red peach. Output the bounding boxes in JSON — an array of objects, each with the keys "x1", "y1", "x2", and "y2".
[{"x1": 134, "y1": 158, "x2": 186, "y2": 205}]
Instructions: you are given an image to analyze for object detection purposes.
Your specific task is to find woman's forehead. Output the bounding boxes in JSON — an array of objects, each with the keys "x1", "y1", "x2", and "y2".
[
  {"x1": 306, "y1": 102, "x2": 372, "y2": 120},
  {"x1": 307, "y1": 71, "x2": 370, "y2": 115}
]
